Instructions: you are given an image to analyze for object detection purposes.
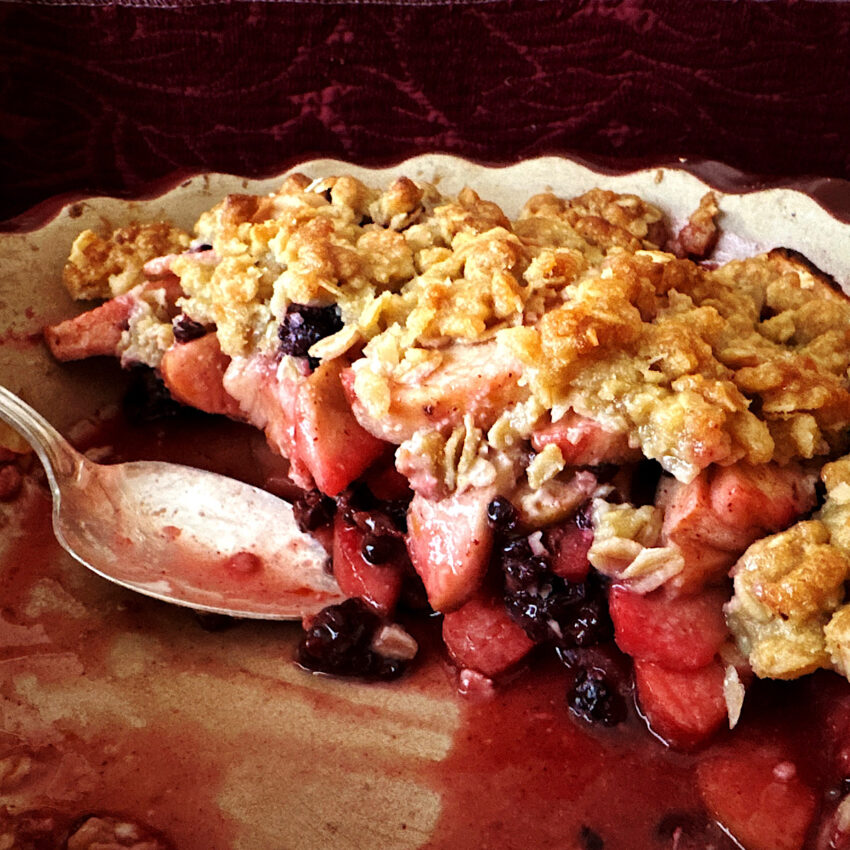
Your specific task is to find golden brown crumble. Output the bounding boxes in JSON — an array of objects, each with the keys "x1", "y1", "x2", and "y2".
[
  {"x1": 59, "y1": 176, "x2": 850, "y2": 485},
  {"x1": 726, "y1": 455, "x2": 850, "y2": 679},
  {"x1": 499, "y1": 247, "x2": 850, "y2": 480},
  {"x1": 63, "y1": 221, "x2": 190, "y2": 300},
  {"x1": 520, "y1": 187, "x2": 668, "y2": 252}
]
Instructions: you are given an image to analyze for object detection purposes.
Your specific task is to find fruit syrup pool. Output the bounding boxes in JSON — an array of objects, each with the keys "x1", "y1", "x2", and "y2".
[{"x1": 3, "y1": 393, "x2": 848, "y2": 850}]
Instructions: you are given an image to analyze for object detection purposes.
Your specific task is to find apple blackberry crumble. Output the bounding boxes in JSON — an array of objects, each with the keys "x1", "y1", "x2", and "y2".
[{"x1": 37, "y1": 171, "x2": 850, "y2": 849}]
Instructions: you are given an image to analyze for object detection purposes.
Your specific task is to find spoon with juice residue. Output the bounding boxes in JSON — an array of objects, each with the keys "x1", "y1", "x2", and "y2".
[{"x1": 0, "y1": 385, "x2": 344, "y2": 618}]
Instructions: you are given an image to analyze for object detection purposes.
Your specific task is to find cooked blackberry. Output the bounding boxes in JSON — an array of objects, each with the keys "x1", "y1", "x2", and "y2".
[
  {"x1": 568, "y1": 667, "x2": 625, "y2": 726},
  {"x1": 487, "y1": 496, "x2": 519, "y2": 533},
  {"x1": 297, "y1": 598, "x2": 406, "y2": 680},
  {"x1": 502, "y1": 538, "x2": 550, "y2": 594},
  {"x1": 172, "y1": 314, "x2": 207, "y2": 343},
  {"x1": 557, "y1": 582, "x2": 613, "y2": 647},
  {"x1": 122, "y1": 367, "x2": 183, "y2": 424},
  {"x1": 337, "y1": 482, "x2": 378, "y2": 521},
  {"x1": 575, "y1": 501, "x2": 594, "y2": 530},
  {"x1": 337, "y1": 488, "x2": 409, "y2": 542},
  {"x1": 293, "y1": 490, "x2": 336, "y2": 532},
  {"x1": 361, "y1": 532, "x2": 403, "y2": 565},
  {"x1": 278, "y1": 303, "x2": 343, "y2": 368},
  {"x1": 498, "y1": 534, "x2": 610, "y2": 647}
]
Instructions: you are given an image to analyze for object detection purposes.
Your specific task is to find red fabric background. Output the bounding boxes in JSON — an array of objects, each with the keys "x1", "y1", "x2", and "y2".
[{"x1": 3, "y1": 0, "x2": 850, "y2": 229}]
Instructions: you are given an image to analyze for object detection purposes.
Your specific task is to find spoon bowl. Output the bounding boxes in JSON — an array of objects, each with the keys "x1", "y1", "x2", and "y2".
[{"x1": 0, "y1": 385, "x2": 344, "y2": 619}]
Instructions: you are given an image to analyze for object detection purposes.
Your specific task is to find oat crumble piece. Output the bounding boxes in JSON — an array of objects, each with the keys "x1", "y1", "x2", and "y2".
[
  {"x1": 726, "y1": 455, "x2": 850, "y2": 680},
  {"x1": 63, "y1": 222, "x2": 190, "y2": 300}
]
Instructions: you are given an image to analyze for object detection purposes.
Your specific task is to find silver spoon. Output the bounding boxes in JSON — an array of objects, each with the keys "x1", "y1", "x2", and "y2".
[{"x1": 0, "y1": 385, "x2": 344, "y2": 619}]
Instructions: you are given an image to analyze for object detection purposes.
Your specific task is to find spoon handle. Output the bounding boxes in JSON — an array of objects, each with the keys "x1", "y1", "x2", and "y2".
[{"x1": 0, "y1": 385, "x2": 82, "y2": 490}]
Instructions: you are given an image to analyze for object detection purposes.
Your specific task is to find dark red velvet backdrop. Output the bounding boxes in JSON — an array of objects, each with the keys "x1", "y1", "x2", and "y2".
[{"x1": 3, "y1": 0, "x2": 850, "y2": 229}]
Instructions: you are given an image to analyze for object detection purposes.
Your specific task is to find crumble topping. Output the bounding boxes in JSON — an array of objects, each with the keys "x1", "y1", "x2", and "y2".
[
  {"x1": 64, "y1": 222, "x2": 190, "y2": 300},
  {"x1": 588, "y1": 500, "x2": 684, "y2": 593},
  {"x1": 726, "y1": 456, "x2": 850, "y2": 679},
  {"x1": 519, "y1": 187, "x2": 668, "y2": 253},
  {"x1": 498, "y1": 248, "x2": 850, "y2": 481},
  {"x1": 118, "y1": 284, "x2": 178, "y2": 368},
  {"x1": 64, "y1": 175, "x2": 850, "y2": 487}
]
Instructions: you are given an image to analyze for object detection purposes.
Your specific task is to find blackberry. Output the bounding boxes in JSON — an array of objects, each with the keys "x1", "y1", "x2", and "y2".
[
  {"x1": 336, "y1": 488, "x2": 409, "y2": 542},
  {"x1": 293, "y1": 490, "x2": 336, "y2": 532},
  {"x1": 557, "y1": 583, "x2": 613, "y2": 647},
  {"x1": 172, "y1": 314, "x2": 207, "y2": 343},
  {"x1": 498, "y1": 534, "x2": 611, "y2": 647},
  {"x1": 337, "y1": 482, "x2": 378, "y2": 518},
  {"x1": 296, "y1": 598, "x2": 405, "y2": 680},
  {"x1": 361, "y1": 532, "x2": 402, "y2": 565},
  {"x1": 278, "y1": 303, "x2": 343, "y2": 369},
  {"x1": 505, "y1": 581, "x2": 585, "y2": 643},
  {"x1": 568, "y1": 667, "x2": 625, "y2": 726},
  {"x1": 487, "y1": 496, "x2": 519, "y2": 533},
  {"x1": 575, "y1": 501, "x2": 593, "y2": 530},
  {"x1": 122, "y1": 367, "x2": 183, "y2": 424},
  {"x1": 501, "y1": 538, "x2": 549, "y2": 593}
]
